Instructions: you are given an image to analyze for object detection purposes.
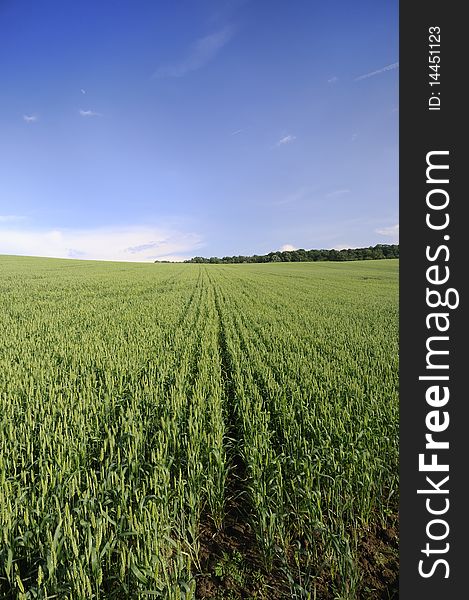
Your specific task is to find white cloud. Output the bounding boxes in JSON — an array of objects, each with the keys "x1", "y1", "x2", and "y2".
[
  {"x1": 0, "y1": 225, "x2": 204, "y2": 262},
  {"x1": 333, "y1": 244, "x2": 357, "y2": 251},
  {"x1": 230, "y1": 129, "x2": 243, "y2": 136},
  {"x1": 355, "y1": 62, "x2": 399, "y2": 81},
  {"x1": 375, "y1": 223, "x2": 399, "y2": 240},
  {"x1": 276, "y1": 134, "x2": 296, "y2": 147},
  {"x1": 153, "y1": 27, "x2": 234, "y2": 78},
  {"x1": 327, "y1": 76, "x2": 338, "y2": 84},
  {"x1": 280, "y1": 244, "x2": 297, "y2": 252},
  {"x1": 79, "y1": 109, "x2": 101, "y2": 117},
  {"x1": 80, "y1": 88, "x2": 86, "y2": 94},
  {"x1": 151, "y1": 255, "x2": 192, "y2": 263},
  {"x1": 23, "y1": 114, "x2": 37, "y2": 122}
]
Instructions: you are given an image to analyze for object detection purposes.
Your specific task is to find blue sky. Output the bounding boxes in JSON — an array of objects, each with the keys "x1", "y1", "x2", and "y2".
[{"x1": 0, "y1": 0, "x2": 398, "y2": 262}]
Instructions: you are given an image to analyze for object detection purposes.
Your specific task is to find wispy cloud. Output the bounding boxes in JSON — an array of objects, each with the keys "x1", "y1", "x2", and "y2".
[
  {"x1": 153, "y1": 26, "x2": 234, "y2": 78},
  {"x1": 274, "y1": 185, "x2": 319, "y2": 206},
  {"x1": 80, "y1": 88, "x2": 86, "y2": 94},
  {"x1": 280, "y1": 244, "x2": 297, "y2": 252},
  {"x1": 276, "y1": 134, "x2": 296, "y2": 147},
  {"x1": 23, "y1": 114, "x2": 37, "y2": 123},
  {"x1": 325, "y1": 189, "x2": 351, "y2": 198},
  {"x1": 355, "y1": 62, "x2": 399, "y2": 81},
  {"x1": 230, "y1": 129, "x2": 243, "y2": 136},
  {"x1": 327, "y1": 76, "x2": 338, "y2": 84},
  {"x1": 0, "y1": 225, "x2": 203, "y2": 262},
  {"x1": 0, "y1": 215, "x2": 25, "y2": 222},
  {"x1": 376, "y1": 223, "x2": 399, "y2": 237},
  {"x1": 79, "y1": 109, "x2": 101, "y2": 117},
  {"x1": 126, "y1": 241, "x2": 164, "y2": 254}
]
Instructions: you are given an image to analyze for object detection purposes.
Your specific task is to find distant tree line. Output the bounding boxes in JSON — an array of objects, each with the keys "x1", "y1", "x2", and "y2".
[{"x1": 177, "y1": 244, "x2": 399, "y2": 264}]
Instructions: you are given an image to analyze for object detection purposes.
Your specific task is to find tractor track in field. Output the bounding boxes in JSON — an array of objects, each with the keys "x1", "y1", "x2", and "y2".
[{"x1": 194, "y1": 270, "x2": 291, "y2": 599}]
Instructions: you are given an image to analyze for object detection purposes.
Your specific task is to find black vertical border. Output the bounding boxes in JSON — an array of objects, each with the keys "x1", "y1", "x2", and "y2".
[{"x1": 400, "y1": 3, "x2": 465, "y2": 598}]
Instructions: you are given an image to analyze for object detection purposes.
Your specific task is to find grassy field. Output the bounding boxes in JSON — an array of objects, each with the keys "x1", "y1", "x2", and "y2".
[{"x1": 0, "y1": 256, "x2": 398, "y2": 599}]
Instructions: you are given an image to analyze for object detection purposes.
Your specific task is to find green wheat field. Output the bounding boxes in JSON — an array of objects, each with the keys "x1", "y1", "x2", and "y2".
[{"x1": 0, "y1": 256, "x2": 398, "y2": 599}]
